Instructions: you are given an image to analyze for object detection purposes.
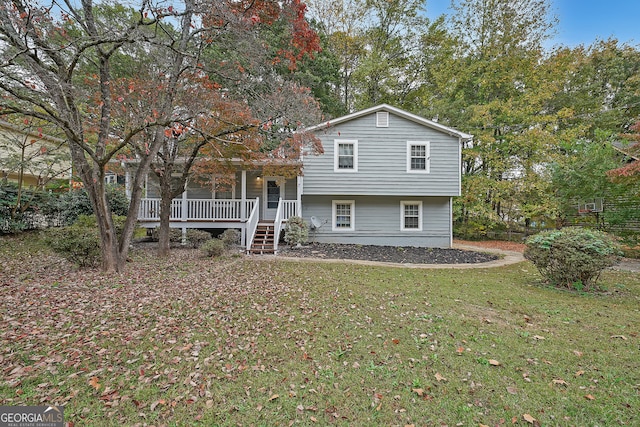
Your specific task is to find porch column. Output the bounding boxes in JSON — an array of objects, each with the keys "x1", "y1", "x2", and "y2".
[
  {"x1": 241, "y1": 170, "x2": 247, "y2": 246},
  {"x1": 296, "y1": 175, "x2": 303, "y2": 217},
  {"x1": 181, "y1": 184, "x2": 188, "y2": 222},
  {"x1": 123, "y1": 162, "x2": 132, "y2": 199}
]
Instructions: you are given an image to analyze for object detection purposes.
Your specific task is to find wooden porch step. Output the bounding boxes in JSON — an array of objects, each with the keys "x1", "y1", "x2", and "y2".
[{"x1": 249, "y1": 221, "x2": 276, "y2": 254}]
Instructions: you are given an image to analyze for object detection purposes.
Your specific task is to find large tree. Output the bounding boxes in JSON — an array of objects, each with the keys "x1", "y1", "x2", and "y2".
[
  {"x1": 422, "y1": 0, "x2": 562, "y2": 233},
  {"x1": 144, "y1": 1, "x2": 323, "y2": 257},
  {"x1": 0, "y1": 0, "x2": 320, "y2": 271}
]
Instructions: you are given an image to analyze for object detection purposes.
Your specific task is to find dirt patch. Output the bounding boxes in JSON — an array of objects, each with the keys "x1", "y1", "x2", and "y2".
[
  {"x1": 279, "y1": 243, "x2": 498, "y2": 264},
  {"x1": 454, "y1": 239, "x2": 526, "y2": 253}
]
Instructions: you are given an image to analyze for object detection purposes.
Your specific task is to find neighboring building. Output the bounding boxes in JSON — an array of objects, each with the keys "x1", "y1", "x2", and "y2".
[
  {"x1": 0, "y1": 120, "x2": 71, "y2": 187},
  {"x1": 132, "y1": 104, "x2": 472, "y2": 252}
]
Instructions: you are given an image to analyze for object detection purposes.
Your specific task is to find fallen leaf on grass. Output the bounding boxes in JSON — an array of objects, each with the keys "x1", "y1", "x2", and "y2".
[
  {"x1": 412, "y1": 388, "x2": 424, "y2": 397},
  {"x1": 552, "y1": 379, "x2": 568, "y2": 386},
  {"x1": 150, "y1": 399, "x2": 165, "y2": 412},
  {"x1": 435, "y1": 372, "x2": 447, "y2": 382},
  {"x1": 610, "y1": 335, "x2": 627, "y2": 340},
  {"x1": 585, "y1": 394, "x2": 595, "y2": 400},
  {"x1": 523, "y1": 413, "x2": 536, "y2": 424},
  {"x1": 575, "y1": 370, "x2": 585, "y2": 377},
  {"x1": 310, "y1": 416, "x2": 317, "y2": 422},
  {"x1": 268, "y1": 394, "x2": 279, "y2": 401},
  {"x1": 88, "y1": 376, "x2": 100, "y2": 390},
  {"x1": 533, "y1": 335, "x2": 545, "y2": 340},
  {"x1": 489, "y1": 359, "x2": 501, "y2": 366},
  {"x1": 506, "y1": 386, "x2": 517, "y2": 395}
]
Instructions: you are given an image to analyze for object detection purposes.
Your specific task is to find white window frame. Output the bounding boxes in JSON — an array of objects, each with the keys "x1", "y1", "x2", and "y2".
[
  {"x1": 376, "y1": 111, "x2": 389, "y2": 127},
  {"x1": 104, "y1": 172, "x2": 117, "y2": 185},
  {"x1": 334, "y1": 139, "x2": 358, "y2": 172},
  {"x1": 332, "y1": 200, "x2": 355, "y2": 231},
  {"x1": 400, "y1": 201, "x2": 423, "y2": 231},
  {"x1": 406, "y1": 141, "x2": 430, "y2": 173}
]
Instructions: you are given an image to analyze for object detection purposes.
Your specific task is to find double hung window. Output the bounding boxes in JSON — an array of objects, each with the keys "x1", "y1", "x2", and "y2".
[
  {"x1": 407, "y1": 141, "x2": 430, "y2": 173},
  {"x1": 332, "y1": 200, "x2": 355, "y2": 231},
  {"x1": 401, "y1": 201, "x2": 422, "y2": 231},
  {"x1": 334, "y1": 140, "x2": 358, "y2": 172}
]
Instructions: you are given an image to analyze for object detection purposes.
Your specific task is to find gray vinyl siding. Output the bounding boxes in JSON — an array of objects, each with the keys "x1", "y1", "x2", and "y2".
[
  {"x1": 246, "y1": 171, "x2": 262, "y2": 200},
  {"x1": 144, "y1": 170, "x2": 298, "y2": 203},
  {"x1": 245, "y1": 172, "x2": 297, "y2": 200},
  {"x1": 303, "y1": 112, "x2": 461, "y2": 196},
  {"x1": 302, "y1": 195, "x2": 452, "y2": 248}
]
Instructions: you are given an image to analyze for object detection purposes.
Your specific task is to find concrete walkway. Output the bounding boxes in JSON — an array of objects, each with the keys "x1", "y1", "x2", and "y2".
[
  {"x1": 266, "y1": 244, "x2": 639, "y2": 272},
  {"x1": 270, "y1": 244, "x2": 525, "y2": 270}
]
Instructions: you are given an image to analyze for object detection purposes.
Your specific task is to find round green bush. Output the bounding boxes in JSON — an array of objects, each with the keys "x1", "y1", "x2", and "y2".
[
  {"x1": 151, "y1": 228, "x2": 211, "y2": 248},
  {"x1": 55, "y1": 186, "x2": 129, "y2": 225},
  {"x1": 284, "y1": 216, "x2": 309, "y2": 246},
  {"x1": 524, "y1": 227, "x2": 621, "y2": 290},
  {"x1": 201, "y1": 238, "x2": 225, "y2": 257},
  {"x1": 219, "y1": 228, "x2": 240, "y2": 248},
  {"x1": 43, "y1": 214, "x2": 128, "y2": 268}
]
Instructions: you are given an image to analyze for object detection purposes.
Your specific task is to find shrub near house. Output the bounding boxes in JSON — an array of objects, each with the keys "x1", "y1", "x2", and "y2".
[{"x1": 524, "y1": 227, "x2": 621, "y2": 291}]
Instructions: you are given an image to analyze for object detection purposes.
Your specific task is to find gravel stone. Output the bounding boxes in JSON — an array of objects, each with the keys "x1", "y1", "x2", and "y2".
[{"x1": 279, "y1": 243, "x2": 498, "y2": 264}]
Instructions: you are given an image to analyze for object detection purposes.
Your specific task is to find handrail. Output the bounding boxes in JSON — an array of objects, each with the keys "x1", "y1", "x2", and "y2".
[
  {"x1": 138, "y1": 198, "x2": 254, "y2": 221},
  {"x1": 273, "y1": 198, "x2": 285, "y2": 253},
  {"x1": 245, "y1": 197, "x2": 260, "y2": 252},
  {"x1": 273, "y1": 199, "x2": 299, "y2": 253}
]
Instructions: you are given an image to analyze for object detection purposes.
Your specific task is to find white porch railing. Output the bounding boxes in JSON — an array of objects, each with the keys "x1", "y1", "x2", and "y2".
[
  {"x1": 273, "y1": 199, "x2": 299, "y2": 253},
  {"x1": 138, "y1": 198, "x2": 256, "y2": 222},
  {"x1": 245, "y1": 199, "x2": 260, "y2": 252}
]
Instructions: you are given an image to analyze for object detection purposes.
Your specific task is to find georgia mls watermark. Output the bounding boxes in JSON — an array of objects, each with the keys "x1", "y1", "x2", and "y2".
[{"x1": 0, "y1": 406, "x2": 64, "y2": 427}]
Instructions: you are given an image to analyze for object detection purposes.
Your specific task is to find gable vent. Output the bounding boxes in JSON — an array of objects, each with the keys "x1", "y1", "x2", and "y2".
[{"x1": 376, "y1": 111, "x2": 389, "y2": 127}]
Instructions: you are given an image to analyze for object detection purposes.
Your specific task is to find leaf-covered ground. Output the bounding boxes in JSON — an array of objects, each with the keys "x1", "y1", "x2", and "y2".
[{"x1": 1, "y1": 234, "x2": 639, "y2": 426}]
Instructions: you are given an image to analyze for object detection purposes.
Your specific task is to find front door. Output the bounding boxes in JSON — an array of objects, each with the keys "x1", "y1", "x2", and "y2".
[{"x1": 263, "y1": 177, "x2": 285, "y2": 220}]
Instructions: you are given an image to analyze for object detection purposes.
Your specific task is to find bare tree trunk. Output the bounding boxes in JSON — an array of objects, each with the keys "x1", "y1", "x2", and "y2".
[{"x1": 157, "y1": 177, "x2": 174, "y2": 257}]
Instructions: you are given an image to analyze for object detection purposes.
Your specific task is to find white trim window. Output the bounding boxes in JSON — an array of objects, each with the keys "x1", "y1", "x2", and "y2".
[
  {"x1": 376, "y1": 111, "x2": 389, "y2": 127},
  {"x1": 334, "y1": 139, "x2": 358, "y2": 172},
  {"x1": 332, "y1": 200, "x2": 355, "y2": 231},
  {"x1": 407, "y1": 141, "x2": 430, "y2": 173},
  {"x1": 401, "y1": 201, "x2": 422, "y2": 231}
]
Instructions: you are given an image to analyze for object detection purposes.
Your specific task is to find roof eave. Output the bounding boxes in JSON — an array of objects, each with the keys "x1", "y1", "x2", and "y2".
[{"x1": 303, "y1": 104, "x2": 473, "y2": 141}]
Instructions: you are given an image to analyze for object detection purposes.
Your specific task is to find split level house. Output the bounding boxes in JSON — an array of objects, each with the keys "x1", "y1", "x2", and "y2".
[{"x1": 131, "y1": 104, "x2": 473, "y2": 253}]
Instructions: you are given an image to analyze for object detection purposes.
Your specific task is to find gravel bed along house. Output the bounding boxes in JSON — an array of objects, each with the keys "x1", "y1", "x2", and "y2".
[{"x1": 278, "y1": 243, "x2": 498, "y2": 264}]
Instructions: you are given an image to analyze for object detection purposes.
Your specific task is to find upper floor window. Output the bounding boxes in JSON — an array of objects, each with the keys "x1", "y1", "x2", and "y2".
[
  {"x1": 334, "y1": 139, "x2": 358, "y2": 172},
  {"x1": 407, "y1": 141, "x2": 430, "y2": 173}
]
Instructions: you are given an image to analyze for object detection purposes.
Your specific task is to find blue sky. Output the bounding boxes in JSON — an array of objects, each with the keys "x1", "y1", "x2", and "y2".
[{"x1": 426, "y1": 0, "x2": 640, "y2": 48}]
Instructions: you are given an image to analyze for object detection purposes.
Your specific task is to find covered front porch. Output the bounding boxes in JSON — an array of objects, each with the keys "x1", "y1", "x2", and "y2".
[{"x1": 132, "y1": 170, "x2": 302, "y2": 252}]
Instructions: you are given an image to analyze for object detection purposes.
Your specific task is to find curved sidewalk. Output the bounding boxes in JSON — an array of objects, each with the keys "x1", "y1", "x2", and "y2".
[{"x1": 270, "y1": 244, "x2": 525, "y2": 270}]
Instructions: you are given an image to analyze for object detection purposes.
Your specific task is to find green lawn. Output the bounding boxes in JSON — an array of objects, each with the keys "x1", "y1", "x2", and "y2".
[{"x1": 1, "y1": 234, "x2": 639, "y2": 426}]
